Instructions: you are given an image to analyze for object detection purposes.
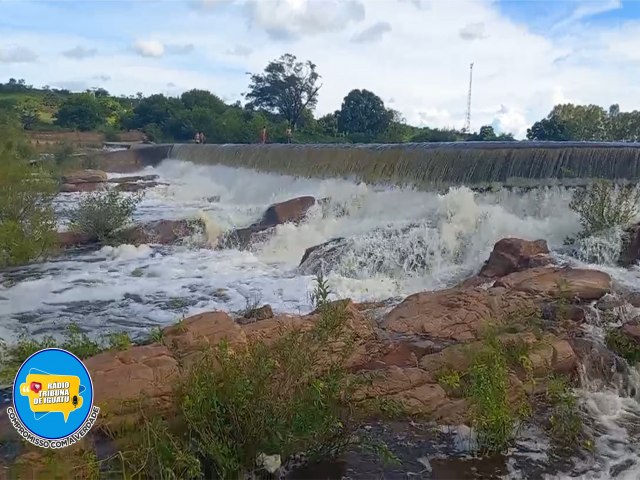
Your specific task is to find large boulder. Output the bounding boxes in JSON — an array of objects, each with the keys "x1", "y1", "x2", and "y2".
[
  {"x1": 59, "y1": 182, "x2": 107, "y2": 193},
  {"x1": 479, "y1": 238, "x2": 552, "y2": 278},
  {"x1": 298, "y1": 237, "x2": 349, "y2": 275},
  {"x1": 114, "y1": 181, "x2": 158, "y2": 192},
  {"x1": 119, "y1": 219, "x2": 201, "y2": 245},
  {"x1": 57, "y1": 231, "x2": 97, "y2": 249},
  {"x1": 107, "y1": 174, "x2": 159, "y2": 184},
  {"x1": 62, "y1": 169, "x2": 108, "y2": 184},
  {"x1": 620, "y1": 223, "x2": 640, "y2": 267},
  {"x1": 221, "y1": 196, "x2": 316, "y2": 249}
]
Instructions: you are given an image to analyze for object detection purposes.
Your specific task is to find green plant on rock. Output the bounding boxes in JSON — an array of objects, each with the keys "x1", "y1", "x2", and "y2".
[
  {"x1": 568, "y1": 180, "x2": 640, "y2": 240},
  {"x1": 545, "y1": 375, "x2": 584, "y2": 449},
  {"x1": 310, "y1": 271, "x2": 332, "y2": 309},
  {"x1": 605, "y1": 329, "x2": 640, "y2": 364},
  {"x1": 67, "y1": 189, "x2": 142, "y2": 244}
]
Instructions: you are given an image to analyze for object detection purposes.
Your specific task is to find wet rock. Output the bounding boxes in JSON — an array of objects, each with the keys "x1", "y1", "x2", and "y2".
[
  {"x1": 114, "y1": 181, "x2": 158, "y2": 192},
  {"x1": 570, "y1": 337, "x2": 626, "y2": 387},
  {"x1": 59, "y1": 182, "x2": 106, "y2": 193},
  {"x1": 298, "y1": 237, "x2": 349, "y2": 275},
  {"x1": 620, "y1": 223, "x2": 640, "y2": 267},
  {"x1": 220, "y1": 196, "x2": 316, "y2": 249},
  {"x1": 382, "y1": 286, "x2": 536, "y2": 342},
  {"x1": 56, "y1": 231, "x2": 97, "y2": 249},
  {"x1": 119, "y1": 219, "x2": 201, "y2": 245},
  {"x1": 62, "y1": 169, "x2": 108, "y2": 184},
  {"x1": 621, "y1": 320, "x2": 640, "y2": 345},
  {"x1": 479, "y1": 238, "x2": 551, "y2": 278},
  {"x1": 241, "y1": 304, "x2": 274, "y2": 323},
  {"x1": 107, "y1": 174, "x2": 159, "y2": 184},
  {"x1": 495, "y1": 267, "x2": 611, "y2": 301}
]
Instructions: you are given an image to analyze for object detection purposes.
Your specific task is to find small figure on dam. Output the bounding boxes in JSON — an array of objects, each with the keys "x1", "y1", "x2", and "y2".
[
  {"x1": 194, "y1": 132, "x2": 202, "y2": 144},
  {"x1": 286, "y1": 126, "x2": 292, "y2": 143},
  {"x1": 199, "y1": 131, "x2": 206, "y2": 144},
  {"x1": 261, "y1": 126, "x2": 268, "y2": 144}
]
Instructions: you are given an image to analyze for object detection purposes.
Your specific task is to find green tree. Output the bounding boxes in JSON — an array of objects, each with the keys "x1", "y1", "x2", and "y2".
[
  {"x1": 245, "y1": 53, "x2": 321, "y2": 130},
  {"x1": 55, "y1": 93, "x2": 104, "y2": 131},
  {"x1": 181, "y1": 89, "x2": 226, "y2": 114},
  {"x1": 526, "y1": 117, "x2": 570, "y2": 141},
  {"x1": 0, "y1": 113, "x2": 57, "y2": 267},
  {"x1": 17, "y1": 98, "x2": 39, "y2": 130},
  {"x1": 337, "y1": 89, "x2": 392, "y2": 137}
]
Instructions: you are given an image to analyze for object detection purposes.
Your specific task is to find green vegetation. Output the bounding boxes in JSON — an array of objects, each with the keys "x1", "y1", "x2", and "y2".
[
  {"x1": 544, "y1": 375, "x2": 584, "y2": 449},
  {"x1": 568, "y1": 180, "x2": 640, "y2": 239},
  {"x1": 0, "y1": 112, "x2": 57, "y2": 268},
  {"x1": 0, "y1": 323, "x2": 131, "y2": 383},
  {"x1": 67, "y1": 189, "x2": 142, "y2": 244},
  {"x1": 605, "y1": 328, "x2": 640, "y2": 363}
]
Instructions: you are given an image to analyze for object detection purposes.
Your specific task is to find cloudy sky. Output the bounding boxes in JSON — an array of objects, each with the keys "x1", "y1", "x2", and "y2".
[{"x1": 0, "y1": 0, "x2": 638, "y2": 137}]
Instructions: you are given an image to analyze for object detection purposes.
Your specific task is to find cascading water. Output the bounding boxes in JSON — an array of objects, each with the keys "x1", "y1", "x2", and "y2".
[{"x1": 4, "y1": 158, "x2": 640, "y2": 478}]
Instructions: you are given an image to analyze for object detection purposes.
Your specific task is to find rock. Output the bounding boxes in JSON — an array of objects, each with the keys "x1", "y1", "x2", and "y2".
[
  {"x1": 62, "y1": 169, "x2": 108, "y2": 184},
  {"x1": 241, "y1": 304, "x2": 274, "y2": 322},
  {"x1": 382, "y1": 286, "x2": 535, "y2": 342},
  {"x1": 221, "y1": 196, "x2": 316, "y2": 249},
  {"x1": 114, "y1": 181, "x2": 158, "y2": 192},
  {"x1": 107, "y1": 174, "x2": 159, "y2": 184},
  {"x1": 57, "y1": 231, "x2": 97, "y2": 248},
  {"x1": 495, "y1": 267, "x2": 611, "y2": 301},
  {"x1": 621, "y1": 320, "x2": 640, "y2": 345},
  {"x1": 59, "y1": 182, "x2": 106, "y2": 193},
  {"x1": 479, "y1": 238, "x2": 551, "y2": 278},
  {"x1": 261, "y1": 196, "x2": 316, "y2": 228},
  {"x1": 620, "y1": 223, "x2": 640, "y2": 267},
  {"x1": 83, "y1": 344, "x2": 179, "y2": 431},
  {"x1": 298, "y1": 237, "x2": 349, "y2": 275},
  {"x1": 570, "y1": 337, "x2": 627, "y2": 389},
  {"x1": 119, "y1": 219, "x2": 200, "y2": 245}
]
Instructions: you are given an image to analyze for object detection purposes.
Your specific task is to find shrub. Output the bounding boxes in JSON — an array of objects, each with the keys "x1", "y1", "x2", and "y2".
[
  {"x1": 0, "y1": 114, "x2": 57, "y2": 268},
  {"x1": 545, "y1": 375, "x2": 584, "y2": 449},
  {"x1": 605, "y1": 329, "x2": 640, "y2": 363},
  {"x1": 569, "y1": 180, "x2": 640, "y2": 239},
  {"x1": 67, "y1": 189, "x2": 142, "y2": 244}
]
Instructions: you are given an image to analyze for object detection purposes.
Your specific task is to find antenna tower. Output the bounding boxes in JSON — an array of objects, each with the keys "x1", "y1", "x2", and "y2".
[{"x1": 463, "y1": 62, "x2": 473, "y2": 133}]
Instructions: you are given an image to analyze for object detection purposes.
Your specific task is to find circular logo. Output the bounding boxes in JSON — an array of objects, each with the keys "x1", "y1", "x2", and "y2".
[{"x1": 10, "y1": 348, "x2": 97, "y2": 446}]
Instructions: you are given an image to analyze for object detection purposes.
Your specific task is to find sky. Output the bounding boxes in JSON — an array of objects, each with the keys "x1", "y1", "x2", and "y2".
[{"x1": 0, "y1": 0, "x2": 639, "y2": 138}]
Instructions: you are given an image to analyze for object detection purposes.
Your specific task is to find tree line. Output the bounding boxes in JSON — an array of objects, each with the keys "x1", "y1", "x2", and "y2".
[{"x1": 3, "y1": 52, "x2": 638, "y2": 144}]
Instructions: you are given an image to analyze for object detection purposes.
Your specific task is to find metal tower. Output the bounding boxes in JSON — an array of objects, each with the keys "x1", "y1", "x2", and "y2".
[{"x1": 463, "y1": 62, "x2": 474, "y2": 133}]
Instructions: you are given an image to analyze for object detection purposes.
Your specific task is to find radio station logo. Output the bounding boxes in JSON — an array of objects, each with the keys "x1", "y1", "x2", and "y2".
[{"x1": 6, "y1": 348, "x2": 100, "y2": 449}]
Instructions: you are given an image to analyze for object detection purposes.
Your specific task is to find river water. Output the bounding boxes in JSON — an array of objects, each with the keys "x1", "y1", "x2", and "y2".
[{"x1": 2, "y1": 159, "x2": 640, "y2": 478}]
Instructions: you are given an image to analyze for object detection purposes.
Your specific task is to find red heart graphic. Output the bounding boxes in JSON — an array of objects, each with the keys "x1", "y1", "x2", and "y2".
[{"x1": 30, "y1": 382, "x2": 42, "y2": 394}]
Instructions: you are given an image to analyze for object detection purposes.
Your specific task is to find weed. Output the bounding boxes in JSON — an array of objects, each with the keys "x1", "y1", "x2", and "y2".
[
  {"x1": 437, "y1": 369, "x2": 462, "y2": 391},
  {"x1": 239, "y1": 291, "x2": 263, "y2": 318},
  {"x1": 150, "y1": 327, "x2": 165, "y2": 343},
  {"x1": 545, "y1": 375, "x2": 584, "y2": 448},
  {"x1": 105, "y1": 331, "x2": 132, "y2": 351},
  {"x1": 310, "y1": 271, "x2": 332, "y2": 309},
  {"x1": 605, "y1": 329, "x2": 640, "y2": 364}
]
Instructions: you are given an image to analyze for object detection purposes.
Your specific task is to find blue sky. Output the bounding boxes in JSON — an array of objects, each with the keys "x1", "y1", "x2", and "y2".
[{"x1": 0, "y1": 0, "x2": 638, "y2": 137}]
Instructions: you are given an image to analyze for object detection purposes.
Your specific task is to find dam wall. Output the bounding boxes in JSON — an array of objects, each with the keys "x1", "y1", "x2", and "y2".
[{"x1": 102, "y1": 141, "x2": 640, "y2": 188}]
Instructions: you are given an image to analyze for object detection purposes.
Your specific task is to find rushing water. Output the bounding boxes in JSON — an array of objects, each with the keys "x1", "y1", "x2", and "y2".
[{"x1": 3, "y1": 159, "x2": 640, "y2": 478}]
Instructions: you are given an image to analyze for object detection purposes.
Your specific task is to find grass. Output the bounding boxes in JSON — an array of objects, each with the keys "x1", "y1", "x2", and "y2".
[
  {"x1": 545, "y1": 375, "x2": 585, "y2": 449},
  {"x1": 0, "y1": 323, "x2": 132, "y2": 384},
  {"x1": 605, "y1": 329, "x2": 640, "y2": 364}
]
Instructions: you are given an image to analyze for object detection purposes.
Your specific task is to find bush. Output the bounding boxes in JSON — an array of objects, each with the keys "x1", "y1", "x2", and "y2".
[
  {"x1": 0, "y1": 114, "x2": 57, "y2": 268},
  {"x1": 569, "y1": 180, "x2": 640, "y2": 239},
  {"x1": 67, "y1": 189, "x2": 141, "y2": 244}
]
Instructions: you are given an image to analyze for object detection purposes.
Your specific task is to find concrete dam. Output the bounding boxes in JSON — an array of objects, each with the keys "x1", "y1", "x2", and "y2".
[{"x1": 97, "y1": 141, "x2": 640, "y2": 188}]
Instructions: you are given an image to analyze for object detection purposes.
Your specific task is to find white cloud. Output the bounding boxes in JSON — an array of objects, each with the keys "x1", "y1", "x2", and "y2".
[
  {"x1": 459, "y1": 22, "x2": 487, "y2": 41},
  {"x1": 62, "y1": 46, "x2": 97, "y2": 59},
  {"x1": 553, "y1": 0, "x2": 622, "y2": 31},
  {"x1": 0, "y1": 45, "x2": 37, "y2": 63},
  {"x1": 133, "y1": 40, "x2": 165, "y2": 58},
  {"x1": 351, "y1": 22, "x2": 392, "y2": 44},
  {"x1": 4, "y1": 0, "x2": 640, "y2": 139}
]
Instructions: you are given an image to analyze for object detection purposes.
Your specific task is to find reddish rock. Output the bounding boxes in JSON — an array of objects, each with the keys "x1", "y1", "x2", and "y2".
[
  {"x1": 621, "y1": 320, "x2": 640, "y2": 345},
  {"x1": 62, "y1": 169, "x2": 108, "y2": 184},
  {"x1": 120, "y1": 219, "x2": 199, "y2": 245},
  {"x1": 240, "y1": 304, "x2": 274, "y2": 322},
  {"x1": 114, "y1": 181, "x2": 158, "y2": 192},
  {"x1": 480, "y1": 238, "x2": 551, "y2": 278},
  {"x1": 57, "y1": 231, "x2": 97, "y2": 248},
  {"x1": 59, "y1": 182, "x2": 106, "y2": 193},
  {"x1": 495, "y1": 267, "x2": 611, "y2": 301},
  {"x1": 382, "y1": 286, "x2": 535, "y2": 342}
]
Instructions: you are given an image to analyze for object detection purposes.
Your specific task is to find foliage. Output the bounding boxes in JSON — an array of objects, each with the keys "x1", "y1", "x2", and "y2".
[
  {"x1": 310, "y1": 271, "x2": 332, "y2": 308},
  {"x1": 545, "y1": 375, "x2": 584, "y2": 448},
  {"x1": 337, "y1": 89, "x2": 393, "y2": 137},
  {"x1": 0, "y1": 113, "x2": 57, "y2": 268},
  {"x1": 605, "y1": 329, "x2": 640, "y2": 364},
  {"x1": 568, "y1": 180, "x2": 640, "y2": 238},
  {"x1": 67, "y1": 189, "x2": 142, "y2": 244},
  {"x1": 55, "y1": 93, "x2": 104, "y2": 131},
  {"x1": 526, "y1": 116, "x2": 570, "y2": 141},
  {"x1": 468, "y1": 125, "x2": 515, "y2": 141},
  {"x1": 246, "y1": 53, "x2": 322, "y2": 130},
  {"x1": 0, "y1": 323, "x2": 131, "y2": 383}
]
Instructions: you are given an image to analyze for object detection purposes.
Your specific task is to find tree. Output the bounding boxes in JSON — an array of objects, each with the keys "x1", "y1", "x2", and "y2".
[
  {"x1": 55, "y1": 93, "x2": 104, "y2": 131},
  {"x1": 245, "y1": 53, "x2": 321, "y2": 130},
  {"x1": 181, "y1": 89, "x2": 226, "y2": 114},
  {"x1": 17, "y1": 99, "x2": 39, "y2": 130},
  {"x1": 337, "y1": 89, "x2": 392, "y2": 136},
  {"x1": 317, "y1": 112, "x2": 339, "y2": 136},
  {"x1": 526, "y1": 117, "x2": 570, "y2": 141},
  {"x1": 0, "y1": 112, "x2": 56, "y2": 267}
]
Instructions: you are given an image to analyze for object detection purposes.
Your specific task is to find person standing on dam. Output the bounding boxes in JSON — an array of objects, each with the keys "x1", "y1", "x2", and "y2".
[
  {"x1": 261, "y1": 126, "x2": 267, "y2": 144},
  {"x1": 286, "y1": 126, "x2": 292, "y2": 143}
]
